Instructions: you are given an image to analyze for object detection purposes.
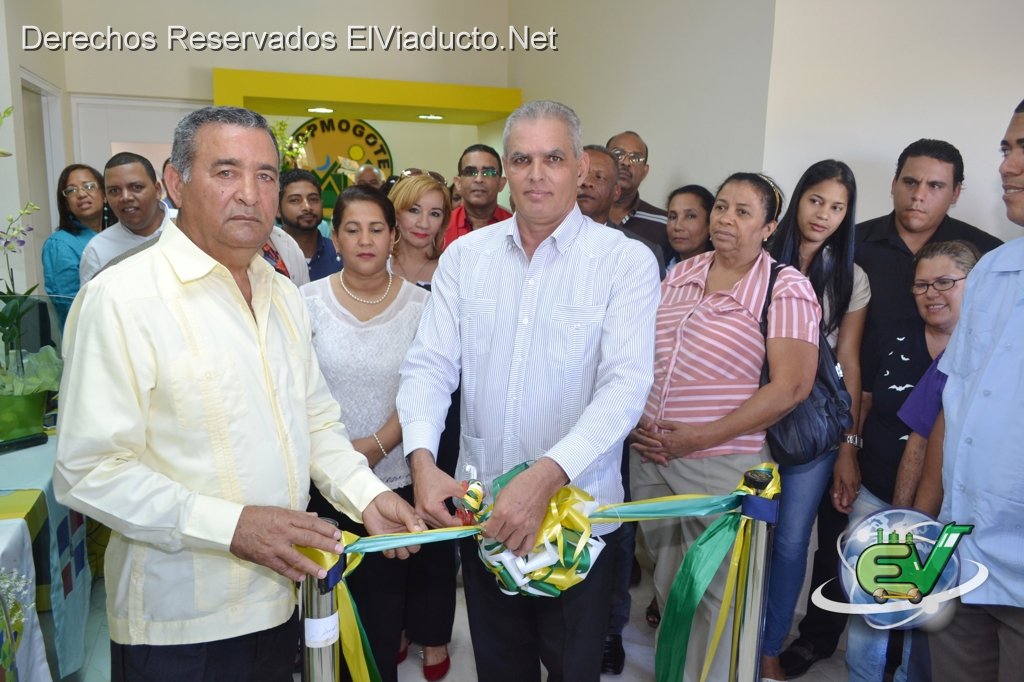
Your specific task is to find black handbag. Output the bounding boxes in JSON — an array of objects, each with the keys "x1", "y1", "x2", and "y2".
[{"x1": 758, "y1": 263, "x2": 853, "y2": 466}]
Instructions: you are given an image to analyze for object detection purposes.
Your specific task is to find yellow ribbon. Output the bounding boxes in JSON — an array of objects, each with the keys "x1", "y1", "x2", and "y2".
[
  {"x1": 296, "y1": 537, "x2": 377, "y2": 682},
  {"x1": 699, "y1": 463, "x2": 781, "y2": 682},
  {"x1": 474, "y1": 484, "x2": 604, "y2": 597}
]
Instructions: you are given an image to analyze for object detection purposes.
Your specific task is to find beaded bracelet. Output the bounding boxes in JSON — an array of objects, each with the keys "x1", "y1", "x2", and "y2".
[{"x1": 372, "y1": 432, "x2": 388, "y2": 459}]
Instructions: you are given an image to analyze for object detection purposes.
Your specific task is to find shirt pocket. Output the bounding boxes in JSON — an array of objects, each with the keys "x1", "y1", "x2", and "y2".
[
  {"x1": 460, "y1": 298, "x2": 497, "y2": 363},
  {"x1": 549, "y1": 304, "x2": 607, "y2": 420},
  {"x1": 168, "y1": 351, "x2": 247, "y2": 432},
  {"x1": 949, "y1": 309, "x2": 996, "y2": 376},
  {"x1": 550, "y1": 304, "x2": 606, "y2": 361}
]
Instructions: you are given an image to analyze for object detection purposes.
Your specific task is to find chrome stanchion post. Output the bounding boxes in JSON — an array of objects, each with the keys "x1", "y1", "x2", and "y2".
[
  {"x1": 736, "y1": 468, "x2": 779, "y2": 682},
  {"x1": 302, "y1": 518, "x2": 343, "y2": 682}
]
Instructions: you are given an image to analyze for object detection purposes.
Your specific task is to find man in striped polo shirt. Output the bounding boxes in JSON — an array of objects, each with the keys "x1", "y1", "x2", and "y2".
[{"x1": 607, "y1": 130, "x2": 670, "y2": 260}]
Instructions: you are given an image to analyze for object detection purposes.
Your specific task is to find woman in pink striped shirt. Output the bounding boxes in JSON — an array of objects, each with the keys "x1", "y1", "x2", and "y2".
[{"x1": 630, "y1": 172, "x2": 821, "y2": 682}]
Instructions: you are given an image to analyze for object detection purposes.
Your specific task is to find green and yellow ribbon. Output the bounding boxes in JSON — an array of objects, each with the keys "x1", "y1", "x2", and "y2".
[{"x1": 301, "y1": 461, "x2": 780, "y2": 682}]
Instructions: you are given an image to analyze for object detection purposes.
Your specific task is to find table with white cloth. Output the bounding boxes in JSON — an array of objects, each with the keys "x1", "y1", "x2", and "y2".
[{"x1": 0, "y1": 440, "x2": 90, "y2": 678}]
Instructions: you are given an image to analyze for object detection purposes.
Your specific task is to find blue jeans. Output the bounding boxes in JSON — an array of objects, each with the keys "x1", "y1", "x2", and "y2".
[
  {"x1": 845, "y1": 486, "x2": 930, "y2": 682},
  {"x1": 761, "y1": 451, "x2": 837, "y2": 656}
]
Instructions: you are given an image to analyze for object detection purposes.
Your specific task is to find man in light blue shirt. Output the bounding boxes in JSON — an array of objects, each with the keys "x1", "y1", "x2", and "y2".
[
  {"x1": 397, "y1": 100, "x2": 660, "y2": 680},
  {"x1": 928, "y1": 98, "x2": 1024, "y2": 680}
]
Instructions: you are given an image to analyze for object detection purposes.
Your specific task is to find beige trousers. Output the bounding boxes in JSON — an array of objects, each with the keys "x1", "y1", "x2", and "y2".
[{"x1": 630, "y1": 445, "x2": 766, "y2": 682}]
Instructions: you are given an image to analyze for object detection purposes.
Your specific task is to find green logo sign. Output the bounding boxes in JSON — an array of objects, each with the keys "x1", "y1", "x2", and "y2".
[
  {"x1": 855, "y1": 523, "x2": 973, "y2": 604},
  {"x1": 290, "y1": 118, "x2": 394, "y2": 219}
]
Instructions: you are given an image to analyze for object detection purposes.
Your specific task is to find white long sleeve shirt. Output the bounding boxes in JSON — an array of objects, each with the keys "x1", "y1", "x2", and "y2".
[
  {"x1": 397, "y1": 206, "x2": 660, "y2": 534},
  {"x1": 55, "y1": 220, "x2": 388, "y2": 645}
]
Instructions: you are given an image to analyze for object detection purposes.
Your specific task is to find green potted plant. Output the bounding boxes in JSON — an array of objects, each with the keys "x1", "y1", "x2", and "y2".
[{"x1": 0, "y1": 106, "x2": 62, "y2": 449}]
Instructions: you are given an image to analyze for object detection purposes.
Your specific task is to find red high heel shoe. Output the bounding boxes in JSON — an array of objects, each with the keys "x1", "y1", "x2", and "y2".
[{"x1": 422, "y1": 654, "x2": 450, "y2": 681}]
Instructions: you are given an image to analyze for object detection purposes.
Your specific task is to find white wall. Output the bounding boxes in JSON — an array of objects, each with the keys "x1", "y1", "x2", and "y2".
[
  {"x1": 764, "y1": 0, "x2": 1023, "y2": 242},
  {"x1": 5, "y1": 0, "x2": 1023, "y2": 293},
  {"x1": 72, "y1": 96, "x2": 201, "y2": 172},
  {"x1": 57, "y1": 0, "x2": 512, "y2": 100},
  {"x1": 507, "y1": 0, "x2": 777, "y2": 209},
  {"x1": 2, "y1": 0, "x2": 68, "y2": 291}
]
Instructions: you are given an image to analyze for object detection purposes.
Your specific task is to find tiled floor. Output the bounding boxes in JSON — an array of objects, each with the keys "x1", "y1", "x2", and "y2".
[{"x1": 48, "y1": 567, "x2": 851, "y2": 682}]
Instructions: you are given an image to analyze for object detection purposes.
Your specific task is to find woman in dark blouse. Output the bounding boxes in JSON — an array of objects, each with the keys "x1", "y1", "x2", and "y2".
[{"x1": 845, "y1": 239, "x2": 979, "y2": 682}]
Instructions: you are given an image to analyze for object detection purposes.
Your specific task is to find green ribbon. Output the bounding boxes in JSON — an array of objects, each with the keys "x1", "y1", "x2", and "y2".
[
  {"x1": 334, "y1": 462, "x2": 779, "y2": 682},
  {"x1": 656, "y1": 512, "x2": 742, "y2": 682},
  {"x1": 344, "y1": 526, "x2": 480, "y2": 556},
  {"x1": 589, "y1": 493, "x2": 741, "y2": 522}
]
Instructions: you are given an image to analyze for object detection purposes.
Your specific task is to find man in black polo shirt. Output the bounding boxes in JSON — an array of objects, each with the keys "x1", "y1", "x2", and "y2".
[
  {"x1": 607, "y1": 130, "x2": 670, "y2": 259},
  {"x1": 781, "y1": 137, "x2": 1003, "y2": 679},
  {"x1": 855, "y1": 139, "x2": 1003, "y2": 363}
]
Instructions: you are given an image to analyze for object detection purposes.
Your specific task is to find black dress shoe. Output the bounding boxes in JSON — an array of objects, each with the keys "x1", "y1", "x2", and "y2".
[
  {"x1": 779, "y1": 639, "x2": 827, "y2": 679},
  {"x1": 601, "y1": 634, "x2": 625, "y2": 675}
]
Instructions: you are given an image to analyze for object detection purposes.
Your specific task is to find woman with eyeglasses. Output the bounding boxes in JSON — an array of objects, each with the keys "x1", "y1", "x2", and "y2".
[
  {"x1": 389, "y1": 174, "x2": 451, "y2": 287},
  {"x1": 41, "y1": 164, "x2": 110, "y2": 327},
  {"x1": 842, "y1": 239, "x2": 979, "y2": 682}
]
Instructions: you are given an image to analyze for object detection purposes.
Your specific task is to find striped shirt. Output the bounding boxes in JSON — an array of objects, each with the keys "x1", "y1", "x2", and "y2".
[
  {"x1": 398, "y1": 205, "x2": 661, "y2": 532},
  {"x1": 644, "y1": 251, "x2": 820, "y2": 458}
]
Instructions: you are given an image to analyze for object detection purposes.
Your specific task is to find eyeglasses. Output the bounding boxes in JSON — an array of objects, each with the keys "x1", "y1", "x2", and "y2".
[
  {"x1": 459, "y1": 166, "x2": 500, "y2": 178},
  {"x1": 62, "y1": 181, "x2": 100, "y2": 197},
  {"x1": 609, "y1": 149, "x2": 647, "y2": 166},
  {"x1": 401, "y1": 168, "x2": 446, "y2": 185},
  {"x1": 911, "y1": 276, "x2": 966, "y2": 295}
]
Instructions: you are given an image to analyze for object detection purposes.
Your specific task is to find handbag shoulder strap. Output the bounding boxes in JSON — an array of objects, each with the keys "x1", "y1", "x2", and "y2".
[{"x1": 758, "y1": 261, "x2": 785, "y2": 340}]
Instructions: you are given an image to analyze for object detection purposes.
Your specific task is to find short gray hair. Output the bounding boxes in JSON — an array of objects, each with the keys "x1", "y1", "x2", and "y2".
[
  {"x1": 171, "y1": 106, "x2": 278, "y2": 183},
  {"x1": 583, "y1": 144, "x2": 618, "y2": 170},
  {"x1": 502, "y1": 100, "x2": 583, "y2": 160},
  {"x1": 357, "y1": 163, "x2": 384, "y2": 181}
]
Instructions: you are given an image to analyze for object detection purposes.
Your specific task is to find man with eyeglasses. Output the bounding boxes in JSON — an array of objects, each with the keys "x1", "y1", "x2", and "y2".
[
  {"x1": 606, "y1": 130, "x2": 670, "y2": 259},
  {"x1": 79, "y1": 151, "x2": 172, "y2": 284},
  {"x1": 441, "y1": 143, "x2": 511, "y2": 250},
  {"x1": 781, "y1": 139, "x2": 1003, "y2": 679}
]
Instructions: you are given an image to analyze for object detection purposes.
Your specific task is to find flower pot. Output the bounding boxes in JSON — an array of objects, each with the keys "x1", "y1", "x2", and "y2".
[{"x1": 0, "y1": 391, "x2": 47, "y2": 443}]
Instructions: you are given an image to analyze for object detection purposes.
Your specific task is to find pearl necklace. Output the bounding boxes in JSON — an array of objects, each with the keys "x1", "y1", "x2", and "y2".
[{"x1": 338, "y1": 269, "x2": 392, "y2": 305}]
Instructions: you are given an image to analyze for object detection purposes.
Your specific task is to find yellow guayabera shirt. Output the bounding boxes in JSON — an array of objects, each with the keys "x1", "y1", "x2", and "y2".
[{"x1": 54, "y1": 220, "x2": 388, "y2": 646}]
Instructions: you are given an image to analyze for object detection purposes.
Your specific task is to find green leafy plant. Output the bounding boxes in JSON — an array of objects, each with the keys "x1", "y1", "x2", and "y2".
[
  {"x1": 0, "y1": 106, "x2": 60, "y2": 397},
  {"x1": 270, "y1": 119, "x2": 312, "y2": 171}
]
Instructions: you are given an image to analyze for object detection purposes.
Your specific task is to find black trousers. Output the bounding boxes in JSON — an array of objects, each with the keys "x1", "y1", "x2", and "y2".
[
  {"x1": 460, "y1": 526, "x2": 621, "y2": 682},
  {"x1": 110, "y1": 611, "x2": 299, "y2": 682},
  {"x1": 315, "y1": 484, "x2": 455, "y2": 682}
]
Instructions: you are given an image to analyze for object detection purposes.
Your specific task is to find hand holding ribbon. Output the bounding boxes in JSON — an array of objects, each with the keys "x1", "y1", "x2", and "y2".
[
  {"x1": 407, "y1": 448, "x2": 465, "y2": 528},
  {"x1": 482, "y1": 457, "x2": 568, "y2": 557}
]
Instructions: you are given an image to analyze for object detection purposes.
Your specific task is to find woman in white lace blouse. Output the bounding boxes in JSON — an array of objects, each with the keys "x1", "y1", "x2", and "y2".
[{"x1": 301, "y1": 185, "x2": 435, "y2": 682}]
